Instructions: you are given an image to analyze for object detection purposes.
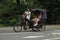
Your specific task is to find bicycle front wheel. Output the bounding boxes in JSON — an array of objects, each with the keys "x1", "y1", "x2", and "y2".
[{"x1": 13, "y1": 23, "x2": 22, "y2": 32}]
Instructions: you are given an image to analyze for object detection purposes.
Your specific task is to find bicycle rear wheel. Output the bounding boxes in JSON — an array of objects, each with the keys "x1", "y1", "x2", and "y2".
[{"x1": 42, "y1": 24, "x2": 46, "y2": 31}]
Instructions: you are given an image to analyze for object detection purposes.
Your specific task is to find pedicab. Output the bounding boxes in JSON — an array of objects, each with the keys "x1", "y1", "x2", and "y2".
[{"x1": 13, "y1": 9, "x2": 47, "y2": 32}]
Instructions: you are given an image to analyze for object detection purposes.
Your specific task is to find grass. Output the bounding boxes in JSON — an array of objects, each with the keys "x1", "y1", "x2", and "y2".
[{"x1": 0, "y1": 24, "x2": 7, "y2": 27}]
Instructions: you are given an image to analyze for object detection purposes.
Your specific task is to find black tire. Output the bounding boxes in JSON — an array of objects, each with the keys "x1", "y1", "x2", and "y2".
[
  {"x1": 13, "y1": 22, "x2": 22, "y2": 32},
  {"x1": 31, "y1": 26, "x2": 40, "y2": 31},
  {"x1": 32, "y1": 27, "x2": 35, "y2": 31},
  {"x1": 37, "y1": 24, "x2": 46, "y2": 31}
]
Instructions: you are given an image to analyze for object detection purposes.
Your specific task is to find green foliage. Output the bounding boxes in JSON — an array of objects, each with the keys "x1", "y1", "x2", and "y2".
[{"x1": 0, "y1": 0, "x2": 60, "y2": 27}]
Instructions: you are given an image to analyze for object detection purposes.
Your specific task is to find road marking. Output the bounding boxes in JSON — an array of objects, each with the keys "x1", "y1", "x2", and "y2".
[
  {"x1": 23, "y1": 35, "x2": 44, "y2": 38},
  {"x1": 54, "y1": 30, "x2": 60, "y2": 31},
  {"x1": 52, "y1": 33, "x2": 60, "y2": 34},
  {"x1": 44, "y1": 38, "x2": 60, "y2": 40}
]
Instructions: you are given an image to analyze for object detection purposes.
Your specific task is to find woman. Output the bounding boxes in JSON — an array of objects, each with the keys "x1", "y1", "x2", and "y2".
[{"x1": 32, "y1": 13, "x2": 42, "y2": 26}]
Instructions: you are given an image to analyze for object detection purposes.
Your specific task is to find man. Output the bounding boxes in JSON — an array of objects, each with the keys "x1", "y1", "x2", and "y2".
[
  {"x1": 22, "y1": 7, "x2": 31, "y2": 30},
  {"x1": 24, "y1": 7, "x2": 31, "y2": 21}
]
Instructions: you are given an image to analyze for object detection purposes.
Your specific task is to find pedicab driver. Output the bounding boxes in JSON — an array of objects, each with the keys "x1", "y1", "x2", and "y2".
[{"x1": 22, "y1": 7, "x2": 31, "y2": 29}]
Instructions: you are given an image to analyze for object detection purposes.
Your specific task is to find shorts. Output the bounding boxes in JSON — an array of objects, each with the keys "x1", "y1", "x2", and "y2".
[{"x1": 25, "y1": 18, "x2": 30, "y2": 22}]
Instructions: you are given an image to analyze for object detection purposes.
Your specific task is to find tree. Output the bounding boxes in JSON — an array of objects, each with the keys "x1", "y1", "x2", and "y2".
[{"x1": 0, "y1": 0, "x2": 60, "y2": 26}]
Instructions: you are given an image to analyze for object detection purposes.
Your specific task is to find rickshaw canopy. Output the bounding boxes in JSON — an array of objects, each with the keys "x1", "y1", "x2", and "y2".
[{"x1": 32, "y1": 9, "x2": 47, "y2": 19}]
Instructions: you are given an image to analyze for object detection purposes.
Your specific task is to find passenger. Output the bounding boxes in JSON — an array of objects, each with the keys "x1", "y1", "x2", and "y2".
[{"x1": 32, "y1": 10, "x2": 42, "y2": 26}]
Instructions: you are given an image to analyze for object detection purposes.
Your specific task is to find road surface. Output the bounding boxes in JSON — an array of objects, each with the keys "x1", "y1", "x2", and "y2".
[{"x1": 0, "y1": 25, "x2": 60, "y2": 40}]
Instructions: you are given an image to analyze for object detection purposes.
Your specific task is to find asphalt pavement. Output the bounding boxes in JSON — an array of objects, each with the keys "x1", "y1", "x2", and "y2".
[{"x1": 0, "y1": 25, "x2": 60, "y2": 40}]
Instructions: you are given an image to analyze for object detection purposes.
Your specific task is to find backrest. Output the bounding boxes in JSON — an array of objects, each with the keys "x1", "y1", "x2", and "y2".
[{"x1": 40, "y1": 9, "x2": 47, "y2": 19}]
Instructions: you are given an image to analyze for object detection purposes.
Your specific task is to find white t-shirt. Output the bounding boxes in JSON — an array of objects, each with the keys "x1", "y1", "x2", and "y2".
[{"x1": 25, "y1": 11, "x2": 31, "y2": 20}]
